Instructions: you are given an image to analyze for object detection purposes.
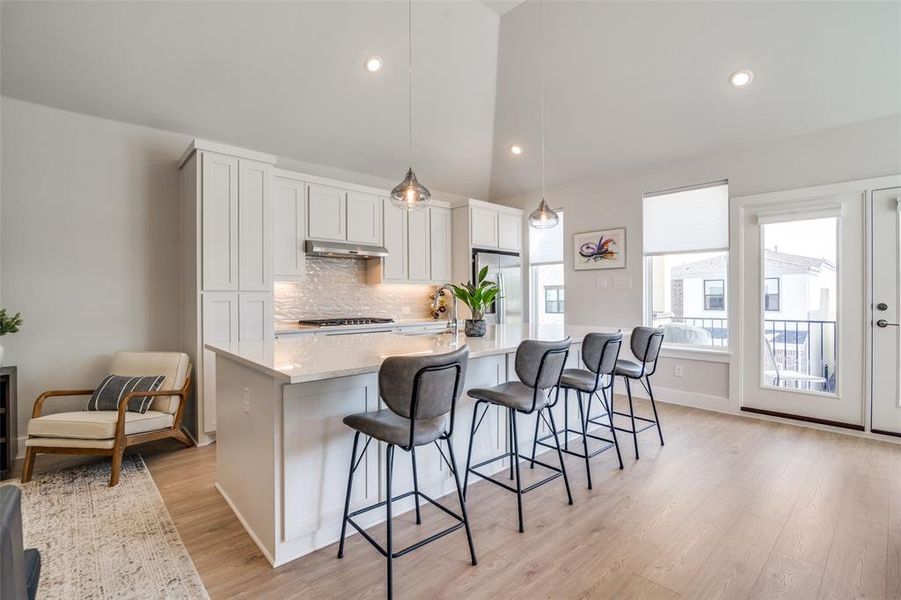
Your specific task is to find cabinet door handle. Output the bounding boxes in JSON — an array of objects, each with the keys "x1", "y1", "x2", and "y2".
[{"x1": 876, "y1": 319, "x2": 899, "y2": 328}]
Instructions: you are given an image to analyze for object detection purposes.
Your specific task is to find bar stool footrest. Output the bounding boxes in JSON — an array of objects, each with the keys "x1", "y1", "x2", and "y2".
[
  {"x1": 345, "y1": 490, "x2": 468, "y2": 559},
  {"x1": 467, "y1": 455, "x2": 564, "y2": 496},
  {"x1": 613, "y1": 422, "x2": 659, "y2": 435},
  {"x1": 535, "y1": 431, "x2": 617, "y2": 460}
]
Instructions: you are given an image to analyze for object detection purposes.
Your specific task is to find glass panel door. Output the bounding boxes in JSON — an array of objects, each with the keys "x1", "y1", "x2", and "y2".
[{"x1": 740, "y1": 194, "x2": 865, "y2": 427}]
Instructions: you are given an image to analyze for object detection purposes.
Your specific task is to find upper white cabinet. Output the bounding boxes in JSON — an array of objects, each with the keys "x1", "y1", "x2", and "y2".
[
  {"x1": 381, "y1": 198, "x2": 408, "y2": 281},
  {"x1": 201, "y1": 153, "x2": 239, "y2": 290},
  {"x1": 369, "y1": 203, "x2": 452, "y2": 284},
  {"x1": 429, "y1": 207, "x2": 452, "y2": 282},
  {"x1": 238, "y1": 160, "x2": 272, "y2": 290},
  {"x1": 471, "y1": 206, "x2": 499, "y2": 249},
  {"x1": 273, "y1": 175, "x2": 306, "y2": 281},
  {"x1": 307, "y1": 184, "x2": 346, "y2": 241},
  {"x1": 497, "y1": 213, "x2": 521, "y2": 251},
  {"x1": 346, "y1": 192, "x2": 382, "y2": 245},
  {"x1": 408, "y1": 209, "x2": 431, "y2": 281}
]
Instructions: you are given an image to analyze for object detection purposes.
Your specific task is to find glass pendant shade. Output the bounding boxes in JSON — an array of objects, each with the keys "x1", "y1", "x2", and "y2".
[
  {"x1": 390, "y1": 167, "x2": 431, "y2": 210},
  {"x1": 529, "y1": 197, "x2": 559, "y2": 229}
]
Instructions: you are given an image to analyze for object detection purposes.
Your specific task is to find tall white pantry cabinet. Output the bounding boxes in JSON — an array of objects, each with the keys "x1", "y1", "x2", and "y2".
[{"x1": 179, "y1": 140, "x2": 276, "y2": 444}]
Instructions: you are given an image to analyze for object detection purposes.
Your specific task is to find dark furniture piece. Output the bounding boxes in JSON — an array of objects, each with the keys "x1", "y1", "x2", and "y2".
[
  {"x1": 464, "y1": 338, "x2": 573, "y2": 533},
  {"x1": 614, "y1": 327, "x2": 666, "y2": 459},
  {"x1": 541, "y1": 331, "x2": 625, "y2": 490},
  {"x1": 337, "y1": 347, "x2": 475, "y2": 600},
  {"x1": 1, "y1": 367, "x2": 17, "y2": 481},
  {"x1": 0, "y1": 485, "x2": 41, "y2": 600}
]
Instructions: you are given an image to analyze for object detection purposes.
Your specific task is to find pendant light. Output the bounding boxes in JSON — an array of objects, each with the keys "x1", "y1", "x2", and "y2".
[
  {"x1": 528, "y1": 0, "x2": 559, "y2": 229},
  {"x1": 390, "y1": 0, "x2": 431, "y2": 210}
]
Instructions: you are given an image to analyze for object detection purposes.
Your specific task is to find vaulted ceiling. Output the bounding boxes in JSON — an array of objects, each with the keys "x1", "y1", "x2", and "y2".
[{"x1": 2, "y1": 1, "x2": 899, "y2": 201}]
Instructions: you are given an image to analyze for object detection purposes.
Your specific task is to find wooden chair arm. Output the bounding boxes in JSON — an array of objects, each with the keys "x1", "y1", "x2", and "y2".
[{"x1": 32, "y1": 389, "x2": 95, "y2": 418}]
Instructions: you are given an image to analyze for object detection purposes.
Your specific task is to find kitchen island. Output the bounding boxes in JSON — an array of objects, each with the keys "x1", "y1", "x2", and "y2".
[{"x1": 206, "y1": 323, "x2": 620, "y2": 567}]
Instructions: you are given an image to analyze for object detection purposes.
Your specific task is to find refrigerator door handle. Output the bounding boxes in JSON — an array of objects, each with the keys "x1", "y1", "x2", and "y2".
[{"x1": 497, "y1": 272, "x2": 506, "y2": 324}]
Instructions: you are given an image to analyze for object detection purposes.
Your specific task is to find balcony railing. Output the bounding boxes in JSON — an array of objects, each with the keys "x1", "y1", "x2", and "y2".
[{"x1": 653, "y1": 316, "x2": 837, "y2": 392}]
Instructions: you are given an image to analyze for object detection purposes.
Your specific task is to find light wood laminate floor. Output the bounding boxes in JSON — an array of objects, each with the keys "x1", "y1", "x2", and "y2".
[{"x1": 22, "y1": 399, "x2": 901, "y2": 599}]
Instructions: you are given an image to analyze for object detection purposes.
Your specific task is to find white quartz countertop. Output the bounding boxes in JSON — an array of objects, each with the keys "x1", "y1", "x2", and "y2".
[{"x1": 206, "y1": 323, "x2": 624, "y2": 384}]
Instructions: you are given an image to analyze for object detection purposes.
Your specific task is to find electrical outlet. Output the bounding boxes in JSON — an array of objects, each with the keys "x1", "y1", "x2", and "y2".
[
  {"x1": 242, "y1": 388, "x2": 251, "y2": 415},
  {"x1": 401, "y1": 306, "x2": 411, "y2": 315},
  {"x1": 673, "y1": 364, "x2": 684, "y2": 378},
  {"x1": 596, "y1": 277, "x2": 608, "y2": 289}
]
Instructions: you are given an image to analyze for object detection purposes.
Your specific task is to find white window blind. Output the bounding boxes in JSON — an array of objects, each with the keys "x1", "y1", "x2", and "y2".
[
  {"x1": 529, "y1": 210, "x2": 564, "y2": 264},
  {"x1": 643, "y1": 182, "x2": 729, "y2": 255}
]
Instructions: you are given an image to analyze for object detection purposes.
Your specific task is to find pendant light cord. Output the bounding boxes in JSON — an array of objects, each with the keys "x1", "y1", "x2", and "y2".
[
  {"x1": 539, "y1": 0, "x2": 545, "y2": 201},
  {"x1": 408, "y1": 0, "x2": 414, "y2": 168}
]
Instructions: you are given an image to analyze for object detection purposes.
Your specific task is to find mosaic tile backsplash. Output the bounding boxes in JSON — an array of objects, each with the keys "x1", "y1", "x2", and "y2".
[{"x1": 274, "y1": 256, "x2": 436, "y2": 321}]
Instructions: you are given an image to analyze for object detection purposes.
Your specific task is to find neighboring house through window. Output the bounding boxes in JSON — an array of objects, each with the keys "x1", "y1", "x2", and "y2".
[{"x1": 544, "y1": 286, "x2": 564, "y2": 314}]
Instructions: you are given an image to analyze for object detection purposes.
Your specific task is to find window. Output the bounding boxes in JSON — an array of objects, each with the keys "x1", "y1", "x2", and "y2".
[
  {"x1": 544, "y1": 286, "x2": 564, "y2": 313},
  {"x1": 529, "y1": 210, "x2": 564, "y2": 326},
  {"x1": 764, "y1": 277, "x2": 781, "y2": 311},
  {"x1": 643, "y1": 181, "x2": 729, "y2": 348},
  {"x1": 704, "y1": 279, "x2": 725, "y2": 310}
]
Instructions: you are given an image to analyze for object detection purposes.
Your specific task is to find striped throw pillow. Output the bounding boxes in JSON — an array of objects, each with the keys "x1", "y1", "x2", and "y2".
[{"x1": 86, "y1": 374, "x2": 166, "y2": 414}]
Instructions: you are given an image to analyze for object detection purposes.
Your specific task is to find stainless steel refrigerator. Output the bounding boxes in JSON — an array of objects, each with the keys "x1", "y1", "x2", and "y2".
[{"x1": 472, "y1": 250, "x2": 523, "y2": 325}]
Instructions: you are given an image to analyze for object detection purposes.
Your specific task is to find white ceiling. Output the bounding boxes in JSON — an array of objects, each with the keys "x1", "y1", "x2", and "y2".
[
  {"x1": 490, "y1": 1, "x2": 901, "y2": 198},
  {"x1": 2, "y1": 2, "x2": 899, "y2": 201},
  {"x1": 0, "y1": 1, "x2": 501, "y2": 198}
]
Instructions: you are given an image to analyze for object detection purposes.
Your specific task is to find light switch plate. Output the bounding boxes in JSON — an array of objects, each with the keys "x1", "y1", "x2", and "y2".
[
  {"x1": 613, "y1": 277, "x2": 633, "y2": 289},
  {"x1": 596, "y1": 277, "x2": 608, "y2": 289},
  {"x1": 401, "y1": 306, "x2": 411, "y2": 315}
]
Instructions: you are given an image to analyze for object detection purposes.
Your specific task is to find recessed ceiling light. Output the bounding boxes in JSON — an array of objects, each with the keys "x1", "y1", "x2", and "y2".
[
  {"x1": 365, "y1": 56, "x2": 383, "y2": 73},
  {"x1": 729, "y1": 68, "x2": 753, "y2": 87},
  {"x1": 510, "y1": 144, "x2": 524, "y2": 155}
]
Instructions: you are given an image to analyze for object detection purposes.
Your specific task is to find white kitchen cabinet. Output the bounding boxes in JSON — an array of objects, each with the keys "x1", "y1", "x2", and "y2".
[
  {"x1": 497, "y1": 212, "x2": 522, "y2": 251},
  {"x1": 429, "y1": 206, "x2": 452, "y2": 282},
  {"x1": 202, "y1": 153, "x2": 239, "y2": 290},
  {"x1": 470, "y1": 206, "x2": 499, "y2": 249},
  {"x1": 346, "y1": 191, "x2": 382, "y2": 245},
  {"x1": 307, "y1": 184, "x2": 346, "y2": 241},
  {"x1": 202, "y1": 291, "x2": 239, "y2": 433},
  {"x1": 272, "y1": 176, "x2": 306, "y2": 281},
  {"x1": 408, "y1": 208, "x2": 431, "y2": 281},
  {"x1": 381, "y1": 198, "x2": 408, "y2": 281},
  {"x1": 238, "y1": 160, "x2": 272, "y2": 290},
  {"x1": 239, "y1": 292, "x2": 274, "y2": 341}
]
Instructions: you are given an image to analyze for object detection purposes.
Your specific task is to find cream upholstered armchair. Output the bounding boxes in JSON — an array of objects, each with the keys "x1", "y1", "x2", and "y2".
[{"x1": 21, "y1": 352, "x2": 193, "y2": 487}]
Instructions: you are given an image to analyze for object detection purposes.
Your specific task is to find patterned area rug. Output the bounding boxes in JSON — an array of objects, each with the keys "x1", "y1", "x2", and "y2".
[{"x1": 15, "y1": 454, "x2": 208, "y2": 599}]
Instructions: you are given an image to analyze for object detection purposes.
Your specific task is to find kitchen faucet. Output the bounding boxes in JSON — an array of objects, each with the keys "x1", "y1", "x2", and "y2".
[{"x1": 432, "y1": 284, "x2": 459, "y2": 335}]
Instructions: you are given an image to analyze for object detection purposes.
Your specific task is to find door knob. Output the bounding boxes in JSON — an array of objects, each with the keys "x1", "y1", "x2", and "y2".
[
  {"x1": 876, "y1": 319, "x2": 899, "y2": 328},
  {"x1": 876, "y1": 302, "x2": 888, "y2": 311}
]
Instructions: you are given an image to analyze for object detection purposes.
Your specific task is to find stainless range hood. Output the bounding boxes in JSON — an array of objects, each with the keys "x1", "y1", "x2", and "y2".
[{"x1": 304, "y1": 240, "x2": 389, "y2": 259}]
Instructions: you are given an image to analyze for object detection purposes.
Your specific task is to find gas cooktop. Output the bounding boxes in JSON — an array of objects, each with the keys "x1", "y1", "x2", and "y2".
[{"x1": 297, "y1": 317, "x2": 395, "y2": 327}]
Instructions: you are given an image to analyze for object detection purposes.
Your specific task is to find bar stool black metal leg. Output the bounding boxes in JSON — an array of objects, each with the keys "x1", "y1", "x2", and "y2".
[
  {"x1": 446, "y1": 439, "x2": 478, "y2": 565},
  {"x1": 563, "y1": 391, "x2": 569, "y2": 451},
  {"x1": 508, "y1": 411, "x2": 515, "y2": 481},
  {"x1": 624, "y1": 377, "x2": 639, "y2": 459},
  {"x1": 411, "y1": 447, "x2": 422, "y2": 525},
  {"x1": 646, "y1": 376, "x2": 665, "y2": 446},
  {"x1": 510, "y1": 407, "x2": 525, "y2": 532},
  {"x1": 385, "y1": 444, "x2": 395, "y2": 600},
  {"x1": 337, "y1": 431, "x2": 361, "y2": 559},
  {"x1": 546, "y1": 407, "x2": 573, "y2": 505},
  {"x1": 576, "y1": 391, "x2": 592, "y2": 490},
  {"x1": 529, "y1": 404, "x2": 541, "y2": 469},
  {"x1": 600, "y1": 389, "x2": 624, "y2": 470},
  {"x1": 463, "y1": 401, "x2": 480, "y2": 500}
]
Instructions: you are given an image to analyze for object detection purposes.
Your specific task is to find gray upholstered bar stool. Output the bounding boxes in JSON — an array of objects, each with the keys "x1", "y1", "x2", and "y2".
[
  {"x1": 534, "y1": 331, "x2": 625, "y2": 490},
  {"x1": 614, "y1": 326, "x2": 665, "y2": 459},
  {"x1": 337, "y1": 346, "x2": 476, "y2": 600},
  {"x1": 463, "y1": 338, "x2": 572, "y2": 533}
]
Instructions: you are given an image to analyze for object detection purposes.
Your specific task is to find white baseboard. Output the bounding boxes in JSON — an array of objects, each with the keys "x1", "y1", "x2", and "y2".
[{"x1": 611, "y1": 381, "x2": 731, "y2": 414}]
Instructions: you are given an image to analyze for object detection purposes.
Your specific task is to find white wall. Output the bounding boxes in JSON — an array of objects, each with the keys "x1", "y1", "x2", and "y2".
[
  {"x1": 1, "y1": 98, "x2": 191, "y2": 447},
  {"x1": 495, "y1": 114, "x2": 901, "y2": 405}
]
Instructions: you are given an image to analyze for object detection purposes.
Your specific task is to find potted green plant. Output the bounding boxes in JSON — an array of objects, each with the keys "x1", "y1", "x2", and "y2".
[
  {"x1": 0, "y1": 309, "x2": 22, "y2": 366},
  {"x1": 450, "y1": 266, "x2": 499, "y2": 337}
]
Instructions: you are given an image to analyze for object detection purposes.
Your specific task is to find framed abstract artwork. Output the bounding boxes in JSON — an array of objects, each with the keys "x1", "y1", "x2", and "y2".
[{"x1": 573, "y1": 228, "x2": 626, "y2": 270}]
